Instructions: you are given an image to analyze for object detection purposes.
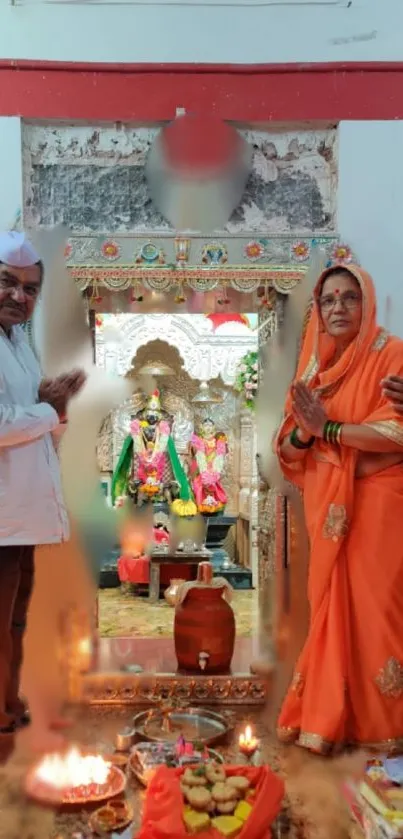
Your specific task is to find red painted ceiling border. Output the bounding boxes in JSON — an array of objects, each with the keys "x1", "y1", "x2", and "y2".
[{"x1": 1, "y1": 60, "x2": 403, "y2": 121}]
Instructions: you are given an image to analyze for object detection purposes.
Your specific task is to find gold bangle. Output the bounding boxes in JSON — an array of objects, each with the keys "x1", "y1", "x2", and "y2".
[{"x1": 336, "y1": 423, "x2": 343, "y2": 445}]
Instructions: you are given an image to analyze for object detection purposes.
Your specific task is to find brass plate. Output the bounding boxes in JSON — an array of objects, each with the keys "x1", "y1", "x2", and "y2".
[
  {"x1": 133, "y1": 707, "x2": 234, "y2": 746},
  {"x1": 25, "y1": 763, "x2": 126, "y2": 807}
]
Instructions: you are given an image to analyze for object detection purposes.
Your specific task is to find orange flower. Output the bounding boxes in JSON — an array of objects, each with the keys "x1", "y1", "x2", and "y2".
[{"x1": 141, "y1": 484, "x2": 159, "y2": 496}]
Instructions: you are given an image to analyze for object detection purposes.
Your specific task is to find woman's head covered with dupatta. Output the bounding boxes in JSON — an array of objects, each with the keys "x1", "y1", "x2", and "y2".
[{"x1": 295, "y1": 263, "x2": 380, "y2": 394}]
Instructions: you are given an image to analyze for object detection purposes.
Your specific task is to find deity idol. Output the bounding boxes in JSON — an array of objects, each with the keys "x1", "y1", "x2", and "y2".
[
  {"x1": 189, "y1": 418, "x2": 228, "y2": 515},
  {"x1": 111, "y1": 389, "x2": 193, "y2": 508}
]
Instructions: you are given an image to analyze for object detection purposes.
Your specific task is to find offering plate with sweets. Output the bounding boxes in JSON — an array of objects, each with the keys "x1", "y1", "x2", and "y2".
[
  {"x1": 129, "y1": 738, "x2": 223, "y2": 787},
  {"x1": 137, "y1": 761, "x2": 284, "y2": 839}
]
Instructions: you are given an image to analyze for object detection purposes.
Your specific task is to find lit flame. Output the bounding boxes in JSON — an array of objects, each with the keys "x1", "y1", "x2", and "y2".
[
  {"x1": 239, "y1": 725, "x2": 258, "y2": 750},
  {"x1": 35, "y1": 747, "x2": 111, "y2": 790},
  {"x1": 77, "y1": 637, "x2": 92, "y2": 657}
]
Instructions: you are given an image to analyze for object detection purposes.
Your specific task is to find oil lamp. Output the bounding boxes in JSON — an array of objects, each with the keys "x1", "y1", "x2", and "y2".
[
  {"x1": 25, "y1": 745, "x2": 127, "y2": 806},
  {"x1": 238, "y1": 725, "x2": 259, "y2": 761},
  {"x1": 77, "y1": 636, "x2": 92, "y2": 673}
]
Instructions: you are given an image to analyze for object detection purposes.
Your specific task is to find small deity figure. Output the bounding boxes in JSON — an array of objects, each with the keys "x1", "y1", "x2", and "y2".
[
  {"x1": 189, "y1": 417, "x2": 228, "y2": 515},
  {"x1": 112, "y1": 389, "x2": 191, "y2": 508}
]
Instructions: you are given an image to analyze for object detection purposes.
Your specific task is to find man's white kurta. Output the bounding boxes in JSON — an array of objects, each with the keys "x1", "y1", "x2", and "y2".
[{"x1": 0, "y1": 325, "x2": 69, "y2": 545}]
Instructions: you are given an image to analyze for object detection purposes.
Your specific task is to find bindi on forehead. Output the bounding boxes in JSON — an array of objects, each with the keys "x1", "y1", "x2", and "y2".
[{"x1": 322, "y1": 274, "x2": 359, "y2": 295}]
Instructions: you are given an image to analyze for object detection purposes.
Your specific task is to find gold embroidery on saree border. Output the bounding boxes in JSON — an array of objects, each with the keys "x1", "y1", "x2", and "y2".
[
  {"x1": 300, "y1": 354, "x2": 318, "y2": 385},
  {"x1": 278, "y1": 726, "x2": 403, "y2": 755},
  {"x1": 298, "y1": 731, "x2": 334, "y2": 754},
  {"x1": 371, "y1": 328, "x2": 389, "y2": 352},
  {"x1": 277, "y1": 727, "x2": 334, "y2": 755},
  {"x1": 291, "y1": 672, "x2": 304, "y2": 698},
  {"x1": 277, "y1": 726, "x2": 299, "y2": 743},
  {"x1": 366, "y1": 421, "x2": 403, "y2": 447},
  {"x1": 358, "y1": 735, "x2": 403, "y2": 754},
  {"x1": 322, "y1": 504, "x2": 349, "y2": 541},
  {"x1": 375, "y1": 657, "x2": 403, "y2": 698}
]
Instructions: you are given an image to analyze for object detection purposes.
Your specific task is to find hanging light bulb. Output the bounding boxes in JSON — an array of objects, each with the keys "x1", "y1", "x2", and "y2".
[
  {"x1": 191, "y1": 381, "x2": 223, "y2": 404},
  {"x1": 138, "y1": 360, "x2": 175, "y2": 377}
]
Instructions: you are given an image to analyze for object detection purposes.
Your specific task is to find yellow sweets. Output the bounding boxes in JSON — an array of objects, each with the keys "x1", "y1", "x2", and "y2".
[
  {"x1": 234, "y1": 801, "x2": 252, "y2": 823},
  {"x1": 211, "y1": 815, "x2": 243, "y2": 837},
  {"x1": 183, "y1": 808, "x2": 211, "y2": 833}
]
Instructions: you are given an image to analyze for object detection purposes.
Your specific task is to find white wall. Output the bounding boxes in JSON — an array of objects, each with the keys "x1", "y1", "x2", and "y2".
[
  {"x1": 0, "y1": 119, "x2": 23, "y2": 232},
  {"x1": 0, "y1": 0, "x2": 402, "y2": 64},
  {"x1": 338, "y1": 121, "x2": 403, "y2": 337}
]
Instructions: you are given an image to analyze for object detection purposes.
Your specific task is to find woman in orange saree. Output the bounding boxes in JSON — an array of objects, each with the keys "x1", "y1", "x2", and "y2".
[{"x1": 276, "y1": 263, "x2": 403, "y2": 755}]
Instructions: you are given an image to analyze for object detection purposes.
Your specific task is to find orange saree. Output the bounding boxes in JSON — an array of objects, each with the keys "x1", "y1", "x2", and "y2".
[{"x1": 276, "y1": 265, "x2": 403, "y2": 754}]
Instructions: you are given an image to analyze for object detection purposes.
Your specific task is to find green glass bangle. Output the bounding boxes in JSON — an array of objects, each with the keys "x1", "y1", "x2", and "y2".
[
  {"x1": 290, "y1": 427, "x2": 315, "y2": 450},
  {"x1": 323, "y1": 420, "x2": 343, "y2": 445}
]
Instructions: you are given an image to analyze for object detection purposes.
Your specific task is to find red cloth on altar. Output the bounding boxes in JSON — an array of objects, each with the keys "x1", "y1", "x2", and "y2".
[
  {"x1": 118, "y1": 554, "x2": 150, "y2": 585},
  {"x1": 117, "y1": 554, "x2": 193, "y2": 586},
  {"x1": 137, "y1": 765, "x2": 284, "y2": 839}
]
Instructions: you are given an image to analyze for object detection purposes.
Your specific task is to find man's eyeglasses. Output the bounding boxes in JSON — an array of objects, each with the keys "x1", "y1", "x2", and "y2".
[
  {"x1": 319, "y1": 291, "x2": 361, "y2": 313},
  {"x1": 0, "y1": 276, "x2": 40, "y2": 300}
]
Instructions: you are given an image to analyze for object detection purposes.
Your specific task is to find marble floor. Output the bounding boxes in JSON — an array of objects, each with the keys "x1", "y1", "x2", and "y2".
[
  {"x1": 98, "y1": 587, "x2": 257, "y2": 638},
  {"x1": 0, "y1": 705, "x2": 361, "y2": 839}
]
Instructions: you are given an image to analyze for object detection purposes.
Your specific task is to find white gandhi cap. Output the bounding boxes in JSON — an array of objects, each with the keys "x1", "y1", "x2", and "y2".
[{"x1": 0, "y1": 231, "x2": 40, "y2": 268}]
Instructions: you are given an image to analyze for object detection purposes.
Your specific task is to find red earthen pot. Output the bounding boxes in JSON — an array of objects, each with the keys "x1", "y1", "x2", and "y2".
[{"x1": 174, "y1": 581, "x2": 235, "y2": 675}]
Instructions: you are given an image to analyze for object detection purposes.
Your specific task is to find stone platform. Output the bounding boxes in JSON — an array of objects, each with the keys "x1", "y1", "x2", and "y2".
[{"x1": 0, "y1": 704, "x2": 357, "y2": 839}]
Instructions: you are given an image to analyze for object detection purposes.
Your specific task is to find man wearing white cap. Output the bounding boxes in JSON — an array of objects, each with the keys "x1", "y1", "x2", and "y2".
[{"x1": 0, "y1": 231, "x2": 84, "y2": 735}]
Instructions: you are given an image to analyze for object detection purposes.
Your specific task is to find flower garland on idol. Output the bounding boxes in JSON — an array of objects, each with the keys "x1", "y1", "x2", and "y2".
[
  {"x1": 191, "y1": 427, "x2": 227, "y2": 514},
  {"x1": 235, "y1": 350, "x2": 259, "y2": 410},
  {"x1": 130, "y1": 393, "x2": 170, "y2": 498}
]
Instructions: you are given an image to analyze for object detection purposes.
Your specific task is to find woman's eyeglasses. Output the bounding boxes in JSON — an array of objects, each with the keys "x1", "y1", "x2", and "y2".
[{"x1": 319, "y1": 291, "x2": 361, "y2": 313}]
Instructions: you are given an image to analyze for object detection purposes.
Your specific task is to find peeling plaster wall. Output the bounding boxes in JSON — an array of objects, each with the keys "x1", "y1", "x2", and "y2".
[
  {"x1": 22, "y1": 123, "x2": 337, "y2": 235},
  {"x1": 3, "y1": 118, "x2": 401, "y2": 337}
]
